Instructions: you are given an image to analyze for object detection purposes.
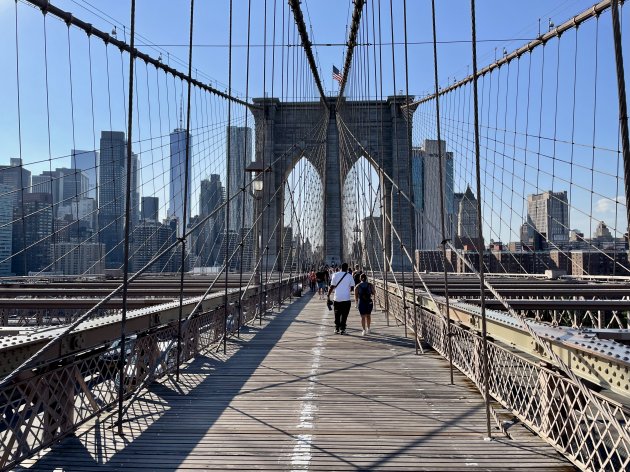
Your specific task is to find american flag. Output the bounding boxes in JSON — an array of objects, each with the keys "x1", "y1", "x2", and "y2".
[{"x1": 332, "y1": 65, "x2": 343, "y2": 83}]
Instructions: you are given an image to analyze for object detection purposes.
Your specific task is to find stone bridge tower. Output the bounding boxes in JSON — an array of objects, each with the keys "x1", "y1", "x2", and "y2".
[{"x1": 252, "y1": 96, "x2": 414, "y2": 271}]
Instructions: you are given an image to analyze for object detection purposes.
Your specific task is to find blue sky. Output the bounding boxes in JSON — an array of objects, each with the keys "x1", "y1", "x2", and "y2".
[{"x1": 0, "y1": 0, "x2": 627, "y2": 241}]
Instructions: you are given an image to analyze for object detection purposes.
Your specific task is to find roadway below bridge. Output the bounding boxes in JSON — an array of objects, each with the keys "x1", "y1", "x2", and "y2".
[
  {"x1": 0, "y1": 274, "x2": 286, "y2": 327},
  {"x1": 20, "y1": 292, "x2": 573, "y2": 471}
]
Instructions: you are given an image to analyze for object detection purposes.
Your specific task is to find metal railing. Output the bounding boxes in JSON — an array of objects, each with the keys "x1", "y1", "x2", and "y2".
[
  {"x1": 0, "y1": 276, "x2": 298, "y2": 470},
  {"x1": 374, "y1": 279, "x2": 630, "y2": 471}
]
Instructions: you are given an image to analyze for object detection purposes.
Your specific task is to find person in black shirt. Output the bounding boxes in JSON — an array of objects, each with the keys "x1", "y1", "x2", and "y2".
[
  {"x1": 355, "y1": 273, "x2": 374, "y2": 335},
  {"x1": 316, "y1": 268, "x2": 328, "y2": 300}
]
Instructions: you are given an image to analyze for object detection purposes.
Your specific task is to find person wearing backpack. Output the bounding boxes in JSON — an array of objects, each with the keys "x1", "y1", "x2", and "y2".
[{"x1": 355, "y1": 273, "x2": 374, "y2": 336}]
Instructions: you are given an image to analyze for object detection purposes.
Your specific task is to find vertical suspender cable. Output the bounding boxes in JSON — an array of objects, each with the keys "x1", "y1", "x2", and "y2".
[
  {"x1": 118, "y1": 0, "x2": 137, "y2": 436},
  {"x1": 376, "y1": 0, "x2": 389, "y2": 323},
  {"x1": 469, "y1": 0, "x2": 492, "y2": 440},
  {"x1": 237, "y1": 0, "x2": 253, "y2": 337},
  {"x1": 265, "y1": 0, "x2": 277, "y2": 318},
  {"x1": 176, "y1": 0, "x2": 195, "y2": 383},
  {"x1": 278, "y1": 3, "x2": 287, "y2": 308},
  {"x1": 430, "y1": 0, "x2": 454, "y2": 383},
  {"x1": 14, "y1": 2, "x2": 27, "y2": 277},
  {"x1": 388, "y1": 0, "x2": 407, "y2": 336},
  {"x1": 43, "y1": 12, "x2": 58, "y2": 271},
  {"x1": 66, "y1": 25, "x2": 81, "y2": 255},
  {"x1": 259, "y1": 0, "x2": 268, "y2": 325},
  {"x1": 610, "y1": 0, "x2": 630, "y2": 231},
  {"x1": 402, "y1": 0, "x2": 419, "y2": 355},
  {"x1": 224, "y1": 0, "x2": 234, "y2": 355}
]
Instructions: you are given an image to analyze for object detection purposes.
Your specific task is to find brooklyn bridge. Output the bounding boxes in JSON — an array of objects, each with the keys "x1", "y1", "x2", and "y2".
[{"x1": 0, "y1": 0, "x2": 629, "y2": 470}]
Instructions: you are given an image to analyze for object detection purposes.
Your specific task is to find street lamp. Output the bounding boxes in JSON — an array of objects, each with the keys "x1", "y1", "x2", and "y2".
[
  {"x1": 252, "y1": 179, "x2": 264, "y2": 193},
  {"x1": 246, "y1": 159, "x2": 269, "y2": 196},
  {"x1": 245, "y1": 160, "x2": 270, "y2": 322}
]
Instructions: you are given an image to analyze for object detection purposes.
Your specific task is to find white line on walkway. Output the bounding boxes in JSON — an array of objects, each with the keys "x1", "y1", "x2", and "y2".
[{"x1": 290, "y1": 300, "x2": 326, "y2": 471}]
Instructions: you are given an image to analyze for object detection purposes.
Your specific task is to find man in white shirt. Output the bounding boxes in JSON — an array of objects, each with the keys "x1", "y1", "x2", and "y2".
[{"x1": 327, "y1": 262, "x2": 354, "y2": 335}]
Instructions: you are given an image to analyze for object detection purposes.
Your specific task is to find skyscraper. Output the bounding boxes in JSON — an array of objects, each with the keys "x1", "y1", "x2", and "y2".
[
  {"x1": 227, "y1": 126, "x2": 253, "y2": 232},
  {"x1": 32, "y1": 167, "x2": 88, "y2": 217},
  {"x1": 594, "y1": 221, "x2": 613, "y2": 240},
  {"x1": 200, "y1": 174, "x2": 224, "y2": 218},
  {"x1": 31, "y1": 172, "x2": 61, "y2": 208},
  {"x1": 52, "y1": 241, "x2": 104, "y2": 275},
  {"x1": 457, "y1": 186, "x2": 479, "y2": 239},
  {"x1": 0, "y1": 158, "x2": 31, "y2": 206},
  {"x1": 12, "y1": 193, "x2": 53, "y2": 275},
  {"x1": 71, "y1": 149, "x2": 99, "y2": 200},
  {"x1": 198, "y1": 175, "x2": 225, "y2": 266},
  {"x1": 411, "y1": 148, "x2": 424, "y2": 250},
  {"x1": 527, "y1": 190, "x2": 569, "y2": 245},
  {"x1": 129, "y1": 153, "x2": 140, "y2": 226},
  {"x1": 99, "y1": 131, "x2": 126, "y2": 268},
  {"x1": 168, "y1": 128, "x2": 192, "y2": 229},
  {"x1": 131, "y1": 219, "x2": 180, "y2": 273},
  {"x1": 0, "y1": 184, "x2": 13, "y2": 276},
  {"x1": 141, "y1": 196, "x2": 159, "y2": 222},
  {"x1": 219, "y1": 229, "x2": 239, "y2": 271},
  {"x1": 417, "y1": 140, "x2": 454, "y2": 249}
]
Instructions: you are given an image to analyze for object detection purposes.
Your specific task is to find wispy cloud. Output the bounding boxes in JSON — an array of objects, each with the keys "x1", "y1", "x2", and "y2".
[{"x1": 595, "y1": 196, "x2": 625, "y2": 214}]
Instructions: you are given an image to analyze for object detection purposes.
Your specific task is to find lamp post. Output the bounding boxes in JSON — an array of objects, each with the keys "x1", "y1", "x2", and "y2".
[
  {"x1": 246, "y1": 160, "x2": 269, "y2": 323},
  {"x1": 353, "y1": 225, "x2": 362, "y2": 268}
]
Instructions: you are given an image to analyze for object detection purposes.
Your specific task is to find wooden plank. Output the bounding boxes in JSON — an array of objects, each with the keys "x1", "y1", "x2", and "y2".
[{"x1": 20, "y1": 294, "x2": 575, "y2": 471}]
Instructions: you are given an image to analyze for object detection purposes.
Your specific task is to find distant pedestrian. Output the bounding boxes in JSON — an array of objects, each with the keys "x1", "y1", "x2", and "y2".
[
  {"x1": 328, "y1": 262, "x2": 354, "y2": 335},
  {"x1": 309, "y1": 270, "x2": 317, "y2": 292},
  {"x1": 355, "y1": 273, "x2": 374, "y2": 335},
  {"x1": 316, "y1": 268, "x2": 328, "y2": 300},
  {"x1": 352, "y1": 265, "x2": 363, "y2": 293}
]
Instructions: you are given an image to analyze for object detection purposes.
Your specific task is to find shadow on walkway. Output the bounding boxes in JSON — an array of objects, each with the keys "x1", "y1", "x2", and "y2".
[{"x1": 19, "y1": 295, "x2": 310, "y2": 471}]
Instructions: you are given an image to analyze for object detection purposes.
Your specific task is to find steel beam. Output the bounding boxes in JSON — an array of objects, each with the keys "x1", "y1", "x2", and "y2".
[
  {"x1": 377, "y1": 280, "x2": 630, "y2": 400},
  {"x1": 337, "y1": 0, "x2": 366, "y2": 100},
  {"x1": 288, "y1": 0, "x2": 328, "y2": 103},
  {"x1": 23, "y1": 0, "x2": 253, "y2": 108},
  {"x1": 0, "y1": 283, "x2": 272, "y2": 377},
  {"x1": 406, "y1": 0, "x2": 614, "y2": 107}
]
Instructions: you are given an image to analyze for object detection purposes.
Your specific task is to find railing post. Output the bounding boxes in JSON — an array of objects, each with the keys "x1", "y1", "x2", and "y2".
[
  {"x1": 470, "y1": 0, "x2": 492, "y2": 440},
  {"x1": 403, "y1": 285, "x2": 408, "y2": 338},
  {"x1": 413, "y1": 291, "x2": 419, "y2": 355},
  {"x1": 117, "y1": 0, "x2": 137, "y2": 435},
  {"x1": 223, "y1": 0, "x2": 234, "y2": 356}
]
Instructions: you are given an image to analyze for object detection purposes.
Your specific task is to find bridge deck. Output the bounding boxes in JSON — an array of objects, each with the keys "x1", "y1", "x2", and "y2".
[{"x1": 21, "y1": 294, "x2": 573, "y2": 471}]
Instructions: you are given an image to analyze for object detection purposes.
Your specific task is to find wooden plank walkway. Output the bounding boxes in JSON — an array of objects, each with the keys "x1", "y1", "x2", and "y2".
[{"x1": 20, "y1": 293, "x2": 574, "y2": 471}]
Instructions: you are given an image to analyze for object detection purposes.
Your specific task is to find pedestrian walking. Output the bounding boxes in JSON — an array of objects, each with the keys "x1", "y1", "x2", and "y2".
[
  {"x1": 355, "y1": 273, "x2": 374, "y2": 335},
  {"x1": 316, "y1": 267, "x2": 328, "y2": 300},
  {"x1": 328, "y1": 262, "x2": 354, "y2": 335},
  {"x1": 352, "y1": 265, "x2": 363, "y2": 286},
  {"x1": 352, "y1": 265, "x2": 362, "y2": 294}
]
